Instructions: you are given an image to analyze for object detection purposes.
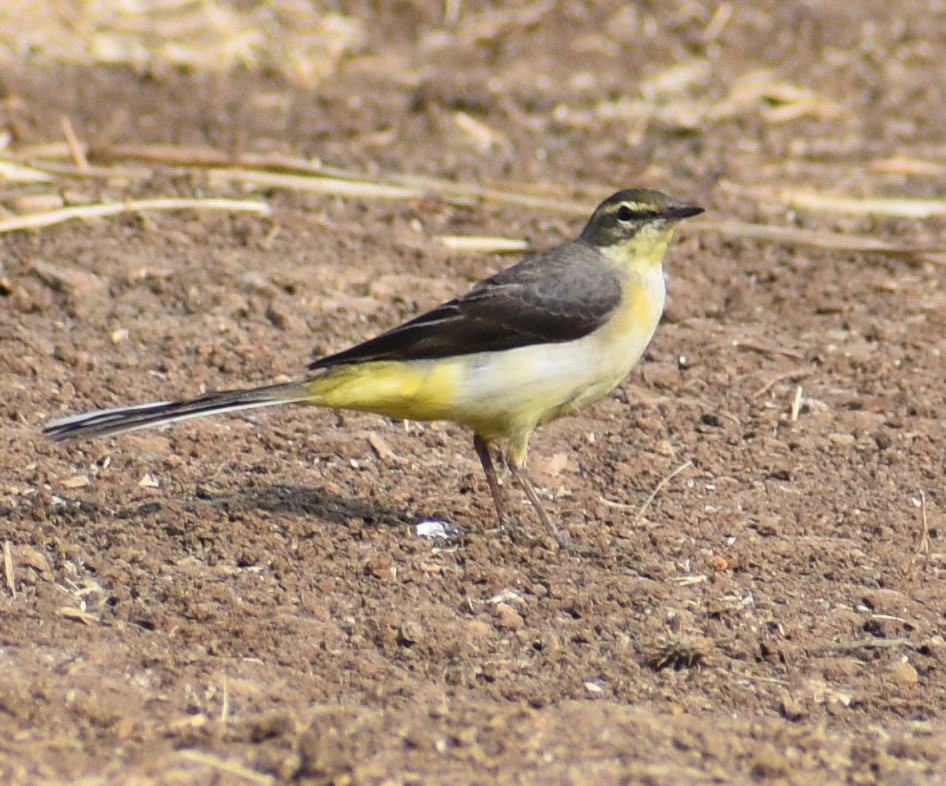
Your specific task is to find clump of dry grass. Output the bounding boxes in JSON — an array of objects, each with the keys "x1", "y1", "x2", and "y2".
[
  {"x1": 642, "y1": 632, "x2": 713, "y2": 671},
  {"x1": 0, "y1": 0, "x2": 363, "y2": 84},
  {"x1": 556, "y1": 65, "x2": 843, "y2": 148}
]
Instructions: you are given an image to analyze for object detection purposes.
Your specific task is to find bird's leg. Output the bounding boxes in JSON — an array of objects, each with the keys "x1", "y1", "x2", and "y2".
[
  {"x1": 473, "y1": 434, "x2": 509, "y2": 526},
  {"x1": 506, "y1": 458, "x2": 562, "y2": 544},
  {"x1": 504, "y1": 432, "x2": 570, "y2": 544},
  {"x1": 476, "y1": 433, "x2": 566, "y2": 547}
]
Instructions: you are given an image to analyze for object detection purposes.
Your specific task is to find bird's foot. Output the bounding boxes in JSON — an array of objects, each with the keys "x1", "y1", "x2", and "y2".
[
  {"x1": 497, "y1": 517, "x2": 542, "y2": 545},
  {"x1": 497, "y1": 518, "x2": 591, "y2": 554}
]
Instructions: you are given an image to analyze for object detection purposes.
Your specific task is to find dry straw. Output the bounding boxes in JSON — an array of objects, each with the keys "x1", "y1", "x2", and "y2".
[
  {"x1": 1, "y1": 3, "x2": 944, "y2": 263},
  {"x1": 3, "y1": 139, "x2": 945, "y2": 265},
  {"x1": 0, "y1": 0, "x2": 362, "y2": 83}
]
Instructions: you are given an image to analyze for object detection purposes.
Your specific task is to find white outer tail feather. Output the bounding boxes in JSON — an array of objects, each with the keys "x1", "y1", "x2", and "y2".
[{"x1": 44, "y1": 382, "x2": 308, "y2": 441}]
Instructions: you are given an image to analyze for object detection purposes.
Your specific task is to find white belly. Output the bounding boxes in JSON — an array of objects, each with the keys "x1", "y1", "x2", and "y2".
[{"x1": 446, "y1": 264, "x2": 666, "y2": 439}]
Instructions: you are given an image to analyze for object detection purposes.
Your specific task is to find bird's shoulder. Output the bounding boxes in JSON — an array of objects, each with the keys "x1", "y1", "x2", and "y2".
[{"x1": 464, "y1": 239, "x2": 622, "y2": 312}]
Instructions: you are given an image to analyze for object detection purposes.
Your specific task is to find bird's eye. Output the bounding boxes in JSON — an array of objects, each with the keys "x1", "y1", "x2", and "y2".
[{"x1": 617, "y1": 204, "x2": 634, "y2": 221}]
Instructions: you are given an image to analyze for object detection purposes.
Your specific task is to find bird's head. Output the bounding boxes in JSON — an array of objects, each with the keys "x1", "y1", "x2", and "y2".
[{"x1": 580, "y1": 189, "x2": 703, "y2": 268}]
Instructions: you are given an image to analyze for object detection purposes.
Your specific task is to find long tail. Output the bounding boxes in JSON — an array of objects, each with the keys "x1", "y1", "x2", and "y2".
[{"x1": 44, "y1": 381, "x2": 309, "y2": 442}]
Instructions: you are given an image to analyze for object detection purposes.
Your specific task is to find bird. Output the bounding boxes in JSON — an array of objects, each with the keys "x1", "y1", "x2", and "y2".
[{"x1": 45, "y1": 189, "x2": 703, "y2": 540}]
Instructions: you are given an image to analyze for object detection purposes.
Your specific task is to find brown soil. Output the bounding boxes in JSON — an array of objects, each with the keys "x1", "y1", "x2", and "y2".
[{"x1": 2, "y1": 3, "x2": 946, "y2": 784}]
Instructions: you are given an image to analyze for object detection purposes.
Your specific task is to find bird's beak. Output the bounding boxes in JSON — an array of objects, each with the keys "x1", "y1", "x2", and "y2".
[{"x1": 664, "y1": 204, "x2": 704, "y2": 221}]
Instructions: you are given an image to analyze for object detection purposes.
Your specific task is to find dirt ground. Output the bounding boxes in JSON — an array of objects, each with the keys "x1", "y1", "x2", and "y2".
[{"x1": 2, "y1": 2, "x2": 946, "y2": 784}]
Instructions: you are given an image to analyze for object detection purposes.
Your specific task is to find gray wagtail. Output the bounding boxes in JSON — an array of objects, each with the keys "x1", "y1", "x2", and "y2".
[{"x1": 45, "y1": 189, "x2": 702, "y2": 538}]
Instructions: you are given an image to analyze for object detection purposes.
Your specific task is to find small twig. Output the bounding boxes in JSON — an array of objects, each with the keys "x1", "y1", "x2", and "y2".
[
  {"x1": 221, "y1": 674, "x2": 230, "y2": 723},
  {"x1": 90, "y1": 143, "x2": 362, "y2": 178},
  {"x1": 444, "y1": 0, "x2": 462, "y2": 26},
  {"x1": 790, "y1": 385, "x2": 803, "y2": 423},
  {"x1": 784, "y1": 189, "x2": 946, "y2": 218},
  {"x1": 364, "y1": 430, "x2": 400, "y2": 462},
  {"x1": 731, "y1": 671, "x2": 791, "y2": 687},
  {"x1": 869, "y1": 157, "x2": 946, "y2": 176},
  {"x1": 869, "y1": 613, "x2": 910, "y2": 625},
  {"x1": 916, "y1": 491, "x2": 931, "y2": 556},
  {"x1": 600, "y1": 459, "x2": 694, "y2": 517},
  {"x1": 733, "y1": 340, "x2": 805, "y2": 361},
  {"x1": 752, "y1": 368, "x2": 813, "y2": 399},
  {"x1": 703, "y1": 2, "x2": 733, "y2": 42},
  {"x1": 176, "y1": 750, "x2": 273, "y2": 785},
  {"x1": 435, "y1": 234, "x2": 530, "y2": 253},
  {"x1": 599, "y1": 496, "x2": 635, "y2": 510},
  {"x1": 905, "y1": 492, "x2": 933, "y2": 582},
  {"x1": 0, "y1": 159, "x2": 53, "y2": 183},
  {"x1": 3, "y1": 541, "x2": 14, "y2": 598},
  {"x1": 700, "y1": 218, "x2": 946, "y2": 265},
  {"x1": 60, "y1": 115, "x2": 89, "y2": 171},
  {"x1": 634, "y1": 460, "x2": 694, "y2": 524},
  {"x1": 0, "y1": 197, "x2": 270, "y2": 234},
  {"x1": 821, "y1": 637, "x2": 916, "y2": 654},
  {"x1": 60, "y1": 606, "x2": 99, "y2": 625},
  {"x1": 667, "y1": 574, "x2": 708, "y2": 586},
  {"x1": 19, "y1": 159, "x2": 152, "y2": 180},
  {"x1": 208, "y1": 168, "x2": 424, "y2": 200}
]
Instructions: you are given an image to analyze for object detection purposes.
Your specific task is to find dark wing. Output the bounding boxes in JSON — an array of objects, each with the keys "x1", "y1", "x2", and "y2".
[{"x1": 309, "y1": 240, "x2": 621, "y2": 370}]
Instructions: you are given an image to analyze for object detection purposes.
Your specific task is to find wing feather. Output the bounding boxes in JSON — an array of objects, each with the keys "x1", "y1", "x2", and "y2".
[{"x1": 309, "y1": 241, "x2": 621, "y2": 370}]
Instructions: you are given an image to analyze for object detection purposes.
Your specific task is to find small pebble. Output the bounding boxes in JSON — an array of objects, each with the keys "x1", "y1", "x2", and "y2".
[
  {"x1": 888, "y1": 659, "x2": 919, "y2": 686},
  {"x1": 490, "y1": 602, "x2": 524, "y2": 630}
]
